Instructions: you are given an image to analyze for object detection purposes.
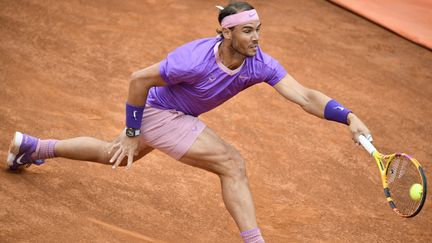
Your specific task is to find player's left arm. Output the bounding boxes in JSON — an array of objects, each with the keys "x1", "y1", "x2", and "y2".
[{"x1": 273, "y1": 73, "x2": 371, "y2": 143}]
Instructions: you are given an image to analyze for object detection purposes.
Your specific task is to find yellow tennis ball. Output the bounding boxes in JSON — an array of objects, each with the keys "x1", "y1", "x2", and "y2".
[{"x1": 409, "y1": 183, "x2": 423, "y2": 201}]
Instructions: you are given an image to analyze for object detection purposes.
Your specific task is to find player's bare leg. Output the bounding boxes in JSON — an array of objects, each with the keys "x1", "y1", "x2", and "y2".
[
  {"x1": 54, "y1": 133, "x2": 153, "y2": 166},
  {"x1": 180, "y1": 127, "x2": 263, "y2": 241},
  {"x1": 7, "y1": 131, "x2": 153, "y2": 169}
]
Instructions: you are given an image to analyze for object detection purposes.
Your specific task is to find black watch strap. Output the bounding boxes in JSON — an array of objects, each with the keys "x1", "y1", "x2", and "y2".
[{"x1": 125, "y1": 127, "x2": 141, "y2": 137}]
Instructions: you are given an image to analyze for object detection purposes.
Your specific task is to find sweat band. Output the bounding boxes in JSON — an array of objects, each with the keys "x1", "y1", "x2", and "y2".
[
  {"x1": 31, "y1": 139, "x2": 58, "y2": 161},
  {"x1": 241, "y1": 227, "x2": 264, "y2": 243},
  {"x1": 324, "y1": 99, "x2": 352, "y2": 125},
  {"x1": 126, "y1": 102, "x2": 144, "y2": 129},
  {"x1": 221, "y1": 9, "x2": 259, "y2": 28}
]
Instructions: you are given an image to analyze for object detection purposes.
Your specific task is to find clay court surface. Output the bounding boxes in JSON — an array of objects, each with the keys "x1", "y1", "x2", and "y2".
[{"x1": 1, "y1": 0, "x2": 431, "y2": 242}]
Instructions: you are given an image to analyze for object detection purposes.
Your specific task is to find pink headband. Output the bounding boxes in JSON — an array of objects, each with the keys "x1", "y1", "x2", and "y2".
[{"x1": 221, "y1": 9, "x2": 259, "y2": 28}]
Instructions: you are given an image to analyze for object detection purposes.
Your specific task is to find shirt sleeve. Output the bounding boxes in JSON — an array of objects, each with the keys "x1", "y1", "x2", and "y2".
[
  {"x1": 159, "y1": 46, "x2": 196, "y2": 85},
  {"x1": 260, "y1": 54, "x2": 287, "y2": 86}
]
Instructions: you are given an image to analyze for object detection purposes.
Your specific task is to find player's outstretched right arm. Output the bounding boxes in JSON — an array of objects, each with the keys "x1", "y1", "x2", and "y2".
[{"x1": 273, "y1": 73, "x2": 371, "y2": 144}]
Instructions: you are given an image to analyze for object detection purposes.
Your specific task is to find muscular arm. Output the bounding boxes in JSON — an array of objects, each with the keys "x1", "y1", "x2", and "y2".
[
  {"x1": 273, "y1": 73, "x2": 331, "y2": 118},
  {"x1": 273, "y1": 73, "x2": 370, "y2": 141},
  {"x1": 109, "y1": 62, "x2": 167, "y2": 169},
  {"x1": 127, "y1": 62, "x2": 167, "y2": 106}
]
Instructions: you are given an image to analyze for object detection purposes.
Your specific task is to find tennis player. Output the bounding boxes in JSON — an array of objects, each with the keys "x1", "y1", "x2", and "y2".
[{"x1": 6, "y1": 2, "x2": 371, "y2": 242}]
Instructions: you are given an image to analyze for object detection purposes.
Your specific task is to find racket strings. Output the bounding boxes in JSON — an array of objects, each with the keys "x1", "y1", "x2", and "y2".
[{"x1": 386, "y1": 155, "x2": 423, "y2": 216}]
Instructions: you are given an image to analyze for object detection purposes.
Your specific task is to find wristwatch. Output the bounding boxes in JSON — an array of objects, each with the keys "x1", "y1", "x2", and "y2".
[{"x1": 125, "y1": 127, "x2": 141, "y2": 137}]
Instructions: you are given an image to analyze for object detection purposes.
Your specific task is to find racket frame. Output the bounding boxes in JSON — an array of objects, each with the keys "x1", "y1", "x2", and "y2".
[{"x1": 358, "y1": 135, "x2": 427, "y2": 217}]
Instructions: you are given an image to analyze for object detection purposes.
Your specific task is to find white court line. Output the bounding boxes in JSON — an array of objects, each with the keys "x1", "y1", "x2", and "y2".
[{"x1": 87, "y1": 217, "x2": 167, "y2": 243}]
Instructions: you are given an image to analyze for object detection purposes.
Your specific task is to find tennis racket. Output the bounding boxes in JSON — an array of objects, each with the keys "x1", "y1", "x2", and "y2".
[{"x1": 358, "y1": 135, "x2": 427, "y2": 217}]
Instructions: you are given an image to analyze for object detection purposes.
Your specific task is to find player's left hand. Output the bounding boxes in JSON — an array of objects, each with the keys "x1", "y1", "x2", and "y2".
[
  {"x1": 347, "y1": 113, "x2": 372, "y2": 144},
  {"x1": 108, "y1": 130, "x2": 140, "y2": 170}
]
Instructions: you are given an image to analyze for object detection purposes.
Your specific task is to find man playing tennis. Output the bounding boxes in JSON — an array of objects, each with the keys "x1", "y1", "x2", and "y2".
[{"x1": 6, "y1": 2, "x2": 371, "y2": 242}]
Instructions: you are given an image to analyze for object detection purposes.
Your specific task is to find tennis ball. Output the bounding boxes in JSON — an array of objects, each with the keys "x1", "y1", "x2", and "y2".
[{"x1": 409, "y1": 183, "x2": 423, "y2": 201}]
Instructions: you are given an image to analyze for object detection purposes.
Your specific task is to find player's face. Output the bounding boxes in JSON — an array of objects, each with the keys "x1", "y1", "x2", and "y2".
[{"x1": 230, "y1": 21, "x2": 261, "y2": 57}]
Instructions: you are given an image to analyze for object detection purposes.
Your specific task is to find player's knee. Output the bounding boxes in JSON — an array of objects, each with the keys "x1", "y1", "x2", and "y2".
[{"x1": 219, "y1": 147, "x2": 247, "y2": 180}]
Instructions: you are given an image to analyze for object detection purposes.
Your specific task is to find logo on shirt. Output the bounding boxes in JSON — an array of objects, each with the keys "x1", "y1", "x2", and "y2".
[
  {"x1": 249, "y1": 12, "x2": 256, "y2": 17},
  {"x1": 238, "y1": 75, "x2": 249, "y2": 81},
  {"x1": 334, "y1": 106, "x2": 344, "y2": 111},
  {"x1": 208, "y1": 74, "x2": 216, "y2": 82}
]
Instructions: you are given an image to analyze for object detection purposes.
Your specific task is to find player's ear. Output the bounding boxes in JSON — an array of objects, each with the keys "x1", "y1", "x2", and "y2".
[{"x1": 222, "y1": 27, "x2": 232, "y2": 40}]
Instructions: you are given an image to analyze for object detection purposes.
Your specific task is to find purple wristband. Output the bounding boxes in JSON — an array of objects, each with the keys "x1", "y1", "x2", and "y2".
[
  {"x1": 324, "y1": 99, "x2": 352, "y2": 125},
  {"x1": 126, "y1": 103, "x2": 144, "y2": 129}
]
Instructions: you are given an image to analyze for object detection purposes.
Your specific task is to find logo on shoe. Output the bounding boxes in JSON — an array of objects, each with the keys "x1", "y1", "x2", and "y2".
[{"x1": 16, "y1": 154, "x2": 25, "y2": 165}]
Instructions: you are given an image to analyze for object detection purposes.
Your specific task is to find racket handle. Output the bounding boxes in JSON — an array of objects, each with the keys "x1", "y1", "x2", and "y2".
[{"x1": 358, "y1": 135, "x2": 377, "y2": 155}]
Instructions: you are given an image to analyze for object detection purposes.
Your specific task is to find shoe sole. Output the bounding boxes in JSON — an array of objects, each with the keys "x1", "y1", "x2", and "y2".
[{"x1": 6, "y1": 132, "x2": 23, "y2": 167}]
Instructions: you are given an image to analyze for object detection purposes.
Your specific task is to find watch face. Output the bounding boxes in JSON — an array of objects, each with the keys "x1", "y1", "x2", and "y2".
[
  {"x1": 126, "y1": 128, "x2": 134, "y2": 137},
  {"x1": 126, "y1": 128, "x2": 140, "y2": 137}
]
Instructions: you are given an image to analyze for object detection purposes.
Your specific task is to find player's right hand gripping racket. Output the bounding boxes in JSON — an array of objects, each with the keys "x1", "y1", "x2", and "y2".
[{"x1": 358, "y1": 135, "x2": 427, "y2": 217}]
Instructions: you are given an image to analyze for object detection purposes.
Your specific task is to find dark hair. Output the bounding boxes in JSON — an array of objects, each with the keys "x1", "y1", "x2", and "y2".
[
  {"x1": 216, "y1": 1, "x2": 255, "y2": 35},
  {"x1": 218, "y1": 1, "x2": 255, "y2": 25}
]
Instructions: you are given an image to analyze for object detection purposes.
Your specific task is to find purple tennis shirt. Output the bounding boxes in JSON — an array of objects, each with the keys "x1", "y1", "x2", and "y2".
[{"x1": 147, "y1": 37, "x2": 287, "y2": 116}]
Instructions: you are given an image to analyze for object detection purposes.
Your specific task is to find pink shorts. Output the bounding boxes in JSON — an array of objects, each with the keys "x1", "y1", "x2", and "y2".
[{"x1": 139, "y1": 105, "x2": 206, "y2": 160}]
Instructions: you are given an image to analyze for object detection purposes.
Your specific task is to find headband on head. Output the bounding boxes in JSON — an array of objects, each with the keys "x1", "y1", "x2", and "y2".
[{"x1": 221, "y1": 9, "x2": 259, "y2": 28}]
